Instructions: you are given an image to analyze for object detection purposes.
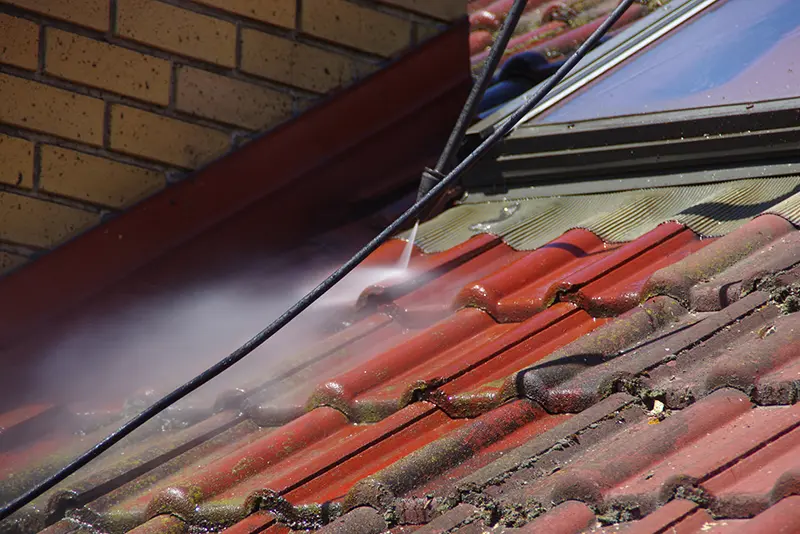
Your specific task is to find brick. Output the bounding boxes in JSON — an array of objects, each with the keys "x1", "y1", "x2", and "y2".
[
  {"x1": 0, "y1": 191, "x2": 99, "y2": 249},
  {"x1": 240, "y1": 29, "x2": 357, "y2": 93},
  {"x1": 378, "y1": 0, "x2": 466, "y2": 21},
  {"x1": 0, "y1": 73, "x2": 104, "y2": 145},
  {"x1": 192, "y1": 0, "x2": 295, "y2": 28},
  {"x1": 0, "y1": 134, "x2": 34, "y2": 189},
  {"x1": 40, "y1": 146, "x2": 166, "y2": 208},
  {"x1": 109, "y1": 105, "x2": 230, "y2": 168},
  {"x1": 117, "y1": 0, "x2": 236, "y2": 67},
  {"x1": 0, "y1": 251, "x2": 28, "y2": 275},
  {"x1": 3, "y1": 0, "x2": 109, "y2": 31},
  {"x1": 176, "y1": 67, "x2": 292, "y2": 130},
  {"x1": 45, "y1": 29, "x2": 171, "y2": 105},
  {"x1": 302, "y1": 0, "x2": 411, "y2": 57},
  {"x1": 0, "y1": 14, "x2": 39, "y2": 70}
]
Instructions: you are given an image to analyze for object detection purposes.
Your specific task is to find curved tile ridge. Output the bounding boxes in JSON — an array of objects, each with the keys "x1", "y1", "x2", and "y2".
[
  {"x1": 320, "y1": 230, "x2": 800, "y2": 533},
  {"x1": 397, "y1": 177, "x2": 800, "y2": 253},
  {"x1": 642, "y1": 214, "x2": 795, "y2": 307},
  {"x1": 339, "y1": 393, "x2": 636, "y2": 530},
  {"x1": 522, "y1": 257, "x2": 800, "y2": 415},
  {"x1": 432, "y1": 390, "x2": 800, "y2": 532},
  {"x1": 512, "y1": 500, "x2": 596, "y2": 533},
  {"x1": 342, "y1": 400, "x2": 552, "y2": 513},
  {"x1": 315, "y1": 506, "x2": 386, "y2": 534},
  {"x1": 492, "y1": 390, "x2": 777, "y2": 523},
  {"x1": 454, "y1": 228, "x2": 610, "y2": 321},
  {"x1": 689, "y1": 225, "x2": 800, "y2": 312},
  {"x1": 519, "y1": 296, "x2": 688, "y2": 413},
  {"x1": 418, "y1": 280, "x2": 800, "y2": 531},
  {"x1": 306, "y1": 310, "x2": 495, "y2": 415},
  {"x1": 127, "y1": 515, "x2": 186, "y2": 534}
]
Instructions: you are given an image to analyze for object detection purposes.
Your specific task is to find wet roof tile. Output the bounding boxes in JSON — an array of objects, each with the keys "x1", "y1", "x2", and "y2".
[{"x1": 2, "y1": 170, "x2": 800, "y2": 534}]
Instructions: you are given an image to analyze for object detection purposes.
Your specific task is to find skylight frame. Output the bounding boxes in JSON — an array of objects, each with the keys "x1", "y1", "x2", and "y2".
[
  {"x1": 462, "y1": 0, "x2": 800, "y2": 194},
  {"x1": 468, "y1": 0, "x2": 710, "y2": 134}
]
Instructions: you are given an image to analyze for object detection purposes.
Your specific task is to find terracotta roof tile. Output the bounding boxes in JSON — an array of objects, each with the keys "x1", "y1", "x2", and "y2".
[
  {"x1": 467, "y1": 0, "x2": 655, "y2": 66},
  {"x1": 3, "y1": 184, "x2": 800, "y2": 531}
]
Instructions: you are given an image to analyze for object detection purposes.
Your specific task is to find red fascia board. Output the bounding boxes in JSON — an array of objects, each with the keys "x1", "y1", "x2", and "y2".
[{"x1": 0, "y1": 20, "x2": 471, "y2": 349}]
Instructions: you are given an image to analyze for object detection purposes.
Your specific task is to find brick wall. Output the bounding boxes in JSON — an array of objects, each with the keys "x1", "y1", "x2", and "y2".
[{"x1": 0, "y1": 0, "x2": 465, "y2": 275}]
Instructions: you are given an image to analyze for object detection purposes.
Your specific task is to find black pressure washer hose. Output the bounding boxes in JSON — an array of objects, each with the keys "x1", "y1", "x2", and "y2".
[
  {"x1": 418, "y1": 0, "x2": 529, "y2": 202},
  {"x1": 0, "y1": 0, "x2": 637, "y2": 522}
]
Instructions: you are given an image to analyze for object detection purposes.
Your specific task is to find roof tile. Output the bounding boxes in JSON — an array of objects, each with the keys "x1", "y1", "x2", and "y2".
[
  {"x1": 643, "y1": 215, "x2": 796, "y2": 307},
  {"x1": 3, "y1": 172, "x2": 800, "y2": 534},
  {"x1": 515, "y1": 500, "x2": 596, "y2": 533}
]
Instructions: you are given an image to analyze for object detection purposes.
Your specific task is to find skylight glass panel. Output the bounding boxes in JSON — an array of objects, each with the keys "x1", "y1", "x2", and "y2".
[{"x1": 536, "y1": 0, "x2": 800, "y2": 124}]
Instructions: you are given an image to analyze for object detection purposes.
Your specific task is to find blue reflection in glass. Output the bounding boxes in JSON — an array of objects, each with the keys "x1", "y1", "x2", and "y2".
[{"x1": 538, "y1": 0, "x2": 800, "y2": 123}]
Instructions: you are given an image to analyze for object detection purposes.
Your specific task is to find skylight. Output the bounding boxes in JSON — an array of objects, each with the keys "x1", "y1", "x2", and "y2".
[{"x1": 536, "y1": 0, "x2": 800, "y2": 124}]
